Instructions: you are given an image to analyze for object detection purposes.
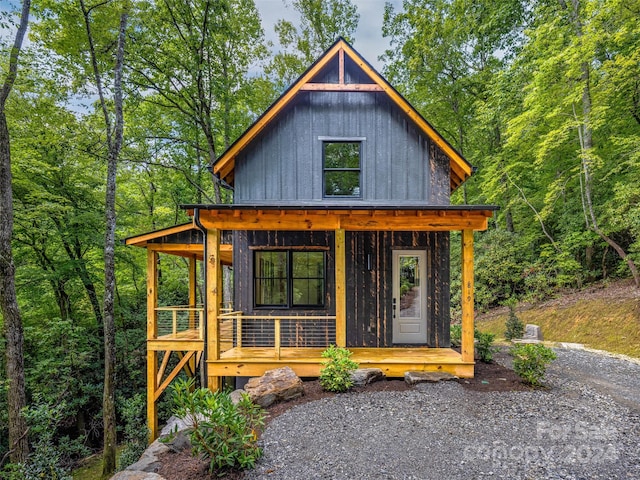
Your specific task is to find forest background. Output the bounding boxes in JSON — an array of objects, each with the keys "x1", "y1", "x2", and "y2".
[{"x1": 0, "y1": 0, "x2": 639, "y2": 477}]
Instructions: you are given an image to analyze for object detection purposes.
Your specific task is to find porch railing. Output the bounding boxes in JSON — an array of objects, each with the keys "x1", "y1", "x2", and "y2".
[
  {"x1": 154, "y1": 305, "x2": 204, "y2": 340},
  {"x1": 218, "y1": 312, "x2": 336, "y2": 358}
]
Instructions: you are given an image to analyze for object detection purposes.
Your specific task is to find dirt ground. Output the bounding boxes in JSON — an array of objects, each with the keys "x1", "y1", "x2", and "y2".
[{"x1": 156, "y1": 355, "x2": 527, "y2": 479}]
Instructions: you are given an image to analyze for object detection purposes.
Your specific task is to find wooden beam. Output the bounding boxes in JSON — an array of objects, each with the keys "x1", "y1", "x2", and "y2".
[
  {"x1": 206, "y1": 228, "x2": 222, "y2": 390},
  {"x1": 299, "y1": 83, "x2": 384, "y2": 92},
  {"x1": 339, "y1": 47, "x2": 344, "y2": 84},
  {"x1": 461, "y1": 229, "x2": 475, "y2": 363},
  {"x1": 335, "y1": 228, "x2": 346, "y2": 347},
  {"x1": 154, "y1": 351, "x2": 196, "y2": 401},
  {"x1": 198, "y1": 209, "x2": 491, "y2": 232},
  {"x1": 147, "y1": 244, "x2": 203, "y2": 254}
]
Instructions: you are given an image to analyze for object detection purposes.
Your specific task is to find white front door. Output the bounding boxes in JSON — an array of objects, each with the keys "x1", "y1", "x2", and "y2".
[{"x1": 392, "y1": 250, "x2": 427, "y2": 344}]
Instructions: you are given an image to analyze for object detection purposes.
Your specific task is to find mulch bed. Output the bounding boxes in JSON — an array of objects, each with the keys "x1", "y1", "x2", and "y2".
[{"x1": 157, "y1": 358, "x2": 528, "y2": 479}]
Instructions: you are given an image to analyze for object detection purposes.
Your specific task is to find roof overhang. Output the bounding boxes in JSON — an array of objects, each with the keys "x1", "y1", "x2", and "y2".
[
  {"x1": 187, "y1": 204, "x2": 497, "y2": 232},
  {"x1": 125, "y1": 223, "x2": 232, "y2": 264}
]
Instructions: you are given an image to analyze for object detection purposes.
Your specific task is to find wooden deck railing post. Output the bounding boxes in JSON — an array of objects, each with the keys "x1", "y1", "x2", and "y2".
[
  {"x1": 237, "y1": 315, "x2": 242, "y2": 348},
  {"x1": 461, "y1": 229, "x2": 475, "y2": 363},
  {"x1": 335, "y1": 228, "x2": 346, "y2": 347},
  {"x1": 274, "y1": 317, "x2": 281, "y2": 359}
]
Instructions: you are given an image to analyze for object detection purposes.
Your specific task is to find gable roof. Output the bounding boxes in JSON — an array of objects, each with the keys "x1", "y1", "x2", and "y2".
[{"x1": 213, "y1": 38, "x2": 474, "y2": 192}]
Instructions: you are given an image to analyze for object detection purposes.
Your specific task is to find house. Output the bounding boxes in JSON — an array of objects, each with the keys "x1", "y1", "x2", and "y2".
[{"x1": 126, "y1": 38, "x2": 496, "y2": 440}]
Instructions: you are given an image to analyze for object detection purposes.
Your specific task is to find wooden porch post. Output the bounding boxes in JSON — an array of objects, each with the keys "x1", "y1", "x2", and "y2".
[
  {"x1": 335, "y1": 228, "x2": 346, "y2": 347},
  {"x1": 206, "y1": 228, "x2": 222, "y2": 390},
  {"x1": 146, "y1": 250, "x2": 158, "y2": 442},
  {"x1": 188, "y1": 255, "x2": 197, "y2": 374},
  {"x1": 461, "y1": 229, "x2": 475, "y2": 363}
]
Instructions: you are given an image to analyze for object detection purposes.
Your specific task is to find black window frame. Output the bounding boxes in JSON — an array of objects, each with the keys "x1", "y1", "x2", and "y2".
[
  {"x1": 253, "y1": 250, "x2": 326, "y2": 309},
  {"x1": 322, "y1": 140, "x2": 362, "y2": 198}
]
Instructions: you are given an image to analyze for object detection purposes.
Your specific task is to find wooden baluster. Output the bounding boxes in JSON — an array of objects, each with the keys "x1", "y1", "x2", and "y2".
[
  {"x1": 172, "y1": 309, "x2": 178, "y2": 337},
  {"x1": 274, "y1": 317, "x2": 281, "y2": 360},
  {"x1": 237, "y1": 315, "x2": 242, "y2": 349}
]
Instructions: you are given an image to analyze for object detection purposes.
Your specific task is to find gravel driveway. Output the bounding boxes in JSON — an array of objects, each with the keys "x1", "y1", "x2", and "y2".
[{"x1": 245, "y1": 348, "x2": 640, "y2": 479}]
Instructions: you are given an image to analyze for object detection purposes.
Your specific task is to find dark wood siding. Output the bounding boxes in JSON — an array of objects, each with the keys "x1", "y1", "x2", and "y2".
[
  {"x1": 345, "y1": 231, "x2": 450, "y2": 348},
  {"x1": 234, "y1": 230, "x2": 450, "y2": 349},
  {"x1": 234, "y1": 91, "x2": 451, "y2": 206}
]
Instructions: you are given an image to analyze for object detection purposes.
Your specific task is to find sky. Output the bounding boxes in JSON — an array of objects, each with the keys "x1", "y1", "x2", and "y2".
[{"x1": 254, "y1": 0, "x2": 404, "y2": 71}]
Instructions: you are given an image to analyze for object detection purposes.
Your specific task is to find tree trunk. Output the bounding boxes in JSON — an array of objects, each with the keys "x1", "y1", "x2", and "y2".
[
  {"x1": 80, "y1": 0, "x2": 128, "y2": 473},
  {"x1": 101, "y1": 11, "x2": 128, "y2": 477},
  {"x1": 0, "y1": 0, "x2": 31, "y2": 465}
]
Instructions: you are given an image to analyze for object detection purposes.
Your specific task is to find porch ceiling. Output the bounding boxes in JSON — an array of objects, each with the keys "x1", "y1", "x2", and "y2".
[{"x1": 186, "y1": 205, "x2": 497, "y2": 232}]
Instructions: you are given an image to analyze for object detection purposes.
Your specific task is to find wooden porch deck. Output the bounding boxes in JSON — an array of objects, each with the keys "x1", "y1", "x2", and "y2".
[{"x1": 209, "y1": 347, "x2": 474, "y2": 378}]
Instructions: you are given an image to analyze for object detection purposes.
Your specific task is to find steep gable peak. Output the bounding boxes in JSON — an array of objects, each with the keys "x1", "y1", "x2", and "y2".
[{"x1": 213, "y1": 38, "x2": 473, "y2": 191}]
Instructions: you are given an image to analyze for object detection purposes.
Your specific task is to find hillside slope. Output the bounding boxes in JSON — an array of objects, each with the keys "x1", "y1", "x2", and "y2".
[{"x1": 476, "y1": 279, "x2": 640, "y2": 358}]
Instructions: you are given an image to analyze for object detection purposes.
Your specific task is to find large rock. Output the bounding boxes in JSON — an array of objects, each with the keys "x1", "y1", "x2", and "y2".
[
  {"x1": 514, "y1": 324, "x2": 544, "y2": 344},
  {"x1": 125, "y1": 439, "x2": 170, "y2": 473},
  {"x1": 111, "y1": 472, "x2": 166, "y2": 480},
  {"x1": 351, "y1": 368, "x2": 385, "y2": 387},
  {"x1": 244, "y1": 366, "x2": 304, "y2": 407},
  {"x1": 404, "y1": 371, "x2": 458, "y2": 385},
  {"x1": 524, "y1": 324, "x2": 544, "y2": 341}
]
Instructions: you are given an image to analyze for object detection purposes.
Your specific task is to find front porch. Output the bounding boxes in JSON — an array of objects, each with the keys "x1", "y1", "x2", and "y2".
[
  {"x1": 212, "y1": 347, "x2": 473, "y2": 378},
  {"x1": 210, "y1": 311, "x2": 473, "y2": 378}
]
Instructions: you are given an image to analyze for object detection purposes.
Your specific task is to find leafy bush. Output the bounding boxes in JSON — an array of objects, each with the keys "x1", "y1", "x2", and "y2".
[
  {"x1": 319, "y1": 345, "x2": 359, "y2": 392},
  {"x1": 504, "y1": 302, "x2": 524, "y2": 341},
  {"x1": 0, "y1": 399, "x2": 88, "y2": 480},
  {"x1": 117, "y1": 394, "x2": 149, "y2": 470},
  {"x1": 475, "y1": 330, "x2": 498, "y2": 363},
  {"x1": 171, "y1": 379, "x2": 264, "y2": 473},
  {"x1": 510, "y1": 344, "x2": 557, "y2": 386},
  {"x1": 450, "y1": 324, "x2": 462, "y2": 347}
]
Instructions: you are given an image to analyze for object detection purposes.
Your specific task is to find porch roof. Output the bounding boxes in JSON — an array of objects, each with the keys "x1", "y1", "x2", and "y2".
[
  {"x1": 124, "y1": 223, "x2": 232, "y2": 264},
  {"x1": 185, "y1": 204, "x2": 498, "y2": 232}
]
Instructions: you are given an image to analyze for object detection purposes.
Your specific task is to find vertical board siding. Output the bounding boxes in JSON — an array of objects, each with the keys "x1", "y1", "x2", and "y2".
[
  {"x1": 345, "y1": 231, "x2": 450, "y2": 348},
  {"x1": 234, "y1": 91, "x2": 451, "y2": 206}
]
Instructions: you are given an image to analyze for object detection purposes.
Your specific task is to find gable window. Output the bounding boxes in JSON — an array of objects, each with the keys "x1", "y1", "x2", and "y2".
[
  {"x1": 323, "y1": 141, "x2": 361, "y2": 197},
  {"x1": 254, "y1": 250, "x2": 325, "y2": 307}
]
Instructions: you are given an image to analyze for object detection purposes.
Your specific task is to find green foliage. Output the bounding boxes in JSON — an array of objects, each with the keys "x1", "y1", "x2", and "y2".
[
  {"x1": 450, "y1": 324, "x2": 462, "y2": 347},
  {"x1": 0, "y1": 399, "x2": 89, "y2": 480},
  {"x1": 474, "y1": 330, "x2": 498, "y2": 363},
  {"x1": 117, "y1": 394, "x2": 148, "y2": 470},
  {"x1": 319, "y1": 345, "x2": 359, "y2": 392},
  {"x1": 504, "y1": 302, "x2": 525, "y2": 341},
  {"x1": 510, "y1": 344, "x2": 557, "y2": 386},
  {"x1": 171, "y1": 379, "x2": 264, "y2": 473}
]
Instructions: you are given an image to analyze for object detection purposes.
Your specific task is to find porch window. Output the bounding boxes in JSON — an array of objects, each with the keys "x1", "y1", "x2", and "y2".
[
  {"x1": 323, "y1": 141, "x2": 361, "y2": 197},
  {"x1": 254, "y1": 251, "x2": 325, "y2": 307}
]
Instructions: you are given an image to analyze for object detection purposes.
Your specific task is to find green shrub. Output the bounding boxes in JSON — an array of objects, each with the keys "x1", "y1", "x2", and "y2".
[
  {"x1": 475, "y1": 330, "x2": 498, "y2": 363},
  {"x1": 117, "y1": 394, "x2": 149, "y2": 470},
  {"x1": 510, "y1": 344, "x2": 557, "y2": 386},
  {"x1": 504, "y1": 303, "x2": 525, "y2": 341},
  {"x1": 450, "y1": 324, "x2": 462, "y2": 347},
  {"x1": 170, "y1": 378, "x2": 264, "y2": 473},
  {"x1": 319, "y1": 345, "x2": 359, "y2": 392},
  {"x1": 0, "y1": 399, "x2": 88, "y2": 480}
]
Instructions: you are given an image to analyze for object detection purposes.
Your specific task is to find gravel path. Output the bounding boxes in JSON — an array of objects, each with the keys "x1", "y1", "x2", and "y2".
[{"x1": 245, "y1": 348, "x2": 640, "y2": 479}]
